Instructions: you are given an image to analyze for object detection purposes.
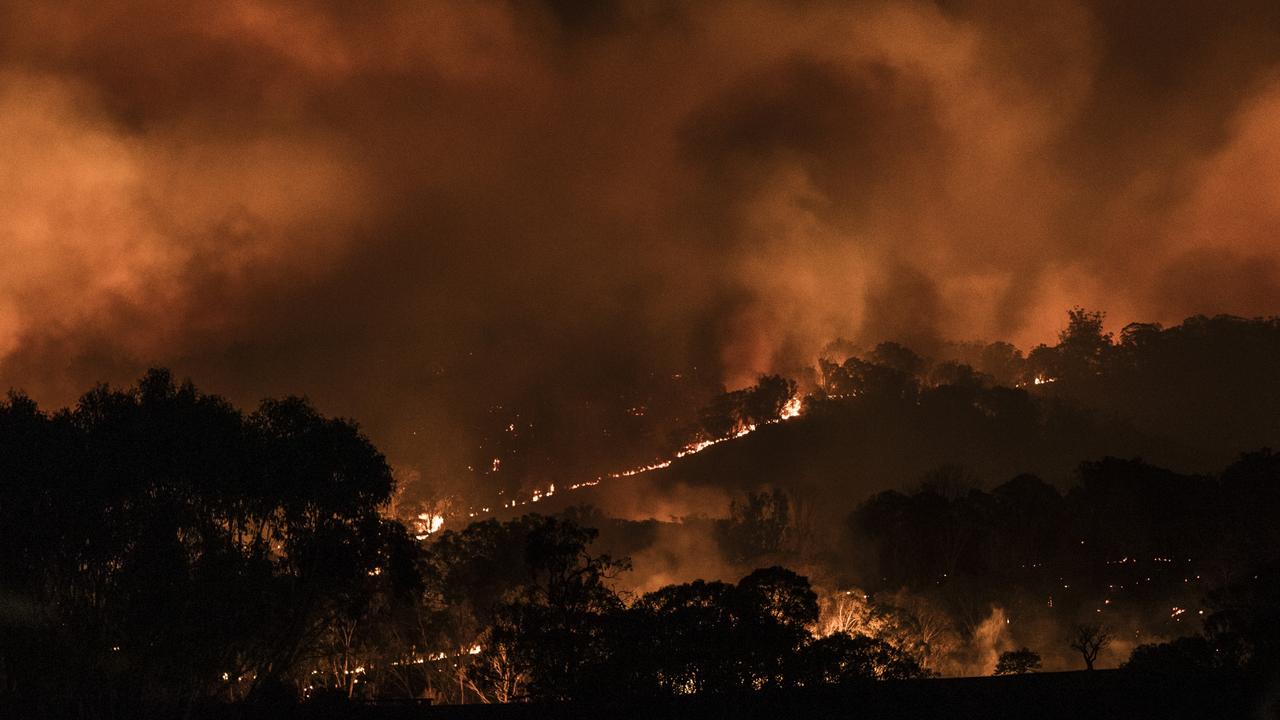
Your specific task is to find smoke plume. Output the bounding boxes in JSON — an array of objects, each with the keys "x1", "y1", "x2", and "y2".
[{"x1": 3, "y1": 0, "x2": 1280, "y2": 486}]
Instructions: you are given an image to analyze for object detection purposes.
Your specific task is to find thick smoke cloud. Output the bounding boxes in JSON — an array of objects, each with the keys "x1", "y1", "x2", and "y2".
[{"x1": 3, "y1": 0, "x2": 1280, "y2": 488}]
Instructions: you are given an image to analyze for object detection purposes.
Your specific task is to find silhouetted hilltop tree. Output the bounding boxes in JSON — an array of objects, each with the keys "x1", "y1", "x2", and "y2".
[
  {"x1": 1124, "y1": 636, "x2": 1223, "y2": 676},
  {"x1": 994, "y1": 648, "x2": 1042, "y2": 675},
  {"x1": 1057, "y1": 308, "x2": 1114, "y2": 380},
  {"x1": 1070, "y1": 623, "x2": 1113, "y2": 670}
]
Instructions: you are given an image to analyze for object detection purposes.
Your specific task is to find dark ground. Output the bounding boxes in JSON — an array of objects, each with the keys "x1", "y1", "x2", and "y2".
[{"x1": 260, "y1": 671, "x2": 1263, "y2": 720}]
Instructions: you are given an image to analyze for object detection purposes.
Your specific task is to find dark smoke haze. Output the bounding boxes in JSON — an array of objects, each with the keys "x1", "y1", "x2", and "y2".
[{"x1": 3, "y1": 0, "x2": 1280, "y2": 490}]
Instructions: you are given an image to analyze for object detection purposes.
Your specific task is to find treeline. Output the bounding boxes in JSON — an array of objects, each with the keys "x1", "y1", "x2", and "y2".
[
  {"x1": 449, "y1": 310, "x2": 1280, "y2": 518},
  {"x1": 848, "y1": 452, "x2": 1280, "y2": 596},
  {"x1": 815, "y1": 310, "x2": 1280, "y2": 465},
  {"x1": 0, "y1": 371, "x2": 416, "y2": 716},
  {"x1": 627, "y1": 310, "x2": 1280, "y2": 543},
  {"x1": 0, "y1": 372, "x2": 918, "y2": 718},
  {"x1": 834, "y1": 453, "x2": 1280, "y2": 678},
  {"x1": 415, "y1": 518, "x2": 925, "y2": 705}
]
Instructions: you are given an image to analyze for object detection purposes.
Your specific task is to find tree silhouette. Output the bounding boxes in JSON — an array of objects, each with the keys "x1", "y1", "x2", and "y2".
[
  {"x1": 627, "y1": 567, "x2": 826, "y2": 696},
  {"x1": 1058, "y1": 307, "x2": 1112, "y2": 376},
  {"x1": 994, "y1": 648, "x2": 1042, "y2": 675},
  {"x1": 869, "y1": 341, "x2": 926, "y2": 378},
  {"x1": 720, "y1": 489, "x2": 791, "y2": 563},
  {"x1": 0, "y1": 370, "x2": 415, "y2": 715},
  {"x1": 420, "y1": 514, "x2": 627, "y2": 703},
  {"x1": 1070, "y1": 623, "x2": 1114, "y2": 670},
  {"x1": 801, "y1": 633, "x2": 928, "y2": 683}
]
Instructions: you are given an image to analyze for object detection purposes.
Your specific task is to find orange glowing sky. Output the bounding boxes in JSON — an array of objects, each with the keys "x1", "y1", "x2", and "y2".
[{"x1": 2, "y1": 0, "x2": 1279, "y2": 477}]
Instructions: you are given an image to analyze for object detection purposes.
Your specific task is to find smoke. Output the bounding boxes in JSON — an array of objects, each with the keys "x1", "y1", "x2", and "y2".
[
  {"x1": 949, "y1": 606, "x2": 1015, "y2": 677},
  {"x1": 625, "y1": 519, "x2": 736, "y2": 596},
  {"x1": 3, "y1": 0, "x2": 1280, "y2": 488}
]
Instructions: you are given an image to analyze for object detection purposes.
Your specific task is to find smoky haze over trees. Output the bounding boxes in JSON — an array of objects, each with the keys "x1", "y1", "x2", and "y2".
[
  {"x1": 0, "y1": 371, "x2": 928, "y2": 716},
  {"x1": 6, "y1": 1, "x2": 1280, "y2": 502},
  {"x1": 555, "y1": 311, "x2": 1280, "y2": 535},
  {"x1": 5, "y1": 305, "x2": 1280, "y2": 715}
]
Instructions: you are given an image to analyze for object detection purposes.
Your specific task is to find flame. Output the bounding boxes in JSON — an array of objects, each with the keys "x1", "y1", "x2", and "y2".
[
  {"x1": 449, "y1": 392, "x2": 805, "y2": 523},
  {"x1": 414, "y1": 512, "x2": 446, "y2": 539},
  {"x1": 780, "y1": 395, "x2": 802, "y2": 420}
]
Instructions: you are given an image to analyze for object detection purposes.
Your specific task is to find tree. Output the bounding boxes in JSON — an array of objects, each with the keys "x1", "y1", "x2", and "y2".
[
  {"x1": 1203, "y1": 561, "x2": 1280, "y2": 675},
  {"x1": 878, "y1": 592, "x2": 957, "y2": 671},
  {"x1": 1024, "y1": 343, "x2": 1060, "y2": 384},
  {"x1": 870, "y1": 342, "x2": 926, "y2": 378},
  {"x1": 994, "y1": 648, "x2": 1042, "y2": 675},
  {"x1": 1070, "y1": 623, "x2": 1113, "y2": 670},
  {"x1": 0, "y1": 370, "x2": 415, "y2": 714},
  {"x1": 740, "y1": 375, "x2": 798, "y2": 427},
  {"x1": 1055, "y1": 307, "x2": 1113, "y2": 383},
  {"x1": 979, "y1": 341, "x2": 1025, "y2": 387},
  {"x1": 1123, "y1": 636, "x2": 1221, "y2": 676},
  {"x1": 698, "y1": 389, "x2": 748, "y2": 440},
  {"x1": 817, "y1": 589, "x2": 895, "y2": 639},
  {"x1": 928, "y1": 361, "x2": 990, "y2": 390},
  {"x1": 421, "y1": 515, "x2": 628, "y2": 703},
  {"x1": 820, "y1": 357, "x2": 919, "y2": 401},
  {"x1": 632, "y1": 579, "x2": 742, "y2": 695},
  {"x1": 696, "y1": 375, "x2": 798, "y2": 442},
  {"x1": 800, "y1": 633, "x2": 928, "y2": 684},
  {"x1": 720, "y1": 490, "x2": 791, "y2": 563},
  {"x1": 733, "y1": 567, "x2": 818, "y2": 689},
  {"x1": 628, "y1": 567, "x2": 823, "y2": 696}
]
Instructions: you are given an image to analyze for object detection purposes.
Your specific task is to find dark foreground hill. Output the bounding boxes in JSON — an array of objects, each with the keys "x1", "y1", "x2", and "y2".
[{"x1": 205, "y1": 671, "x2": 1259, "y2": 720}]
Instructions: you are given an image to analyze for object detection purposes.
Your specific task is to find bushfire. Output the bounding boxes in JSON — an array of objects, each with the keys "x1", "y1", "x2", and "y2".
[{"x1": 446, "y1": 392, "x2": 806, "y2": 531}]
